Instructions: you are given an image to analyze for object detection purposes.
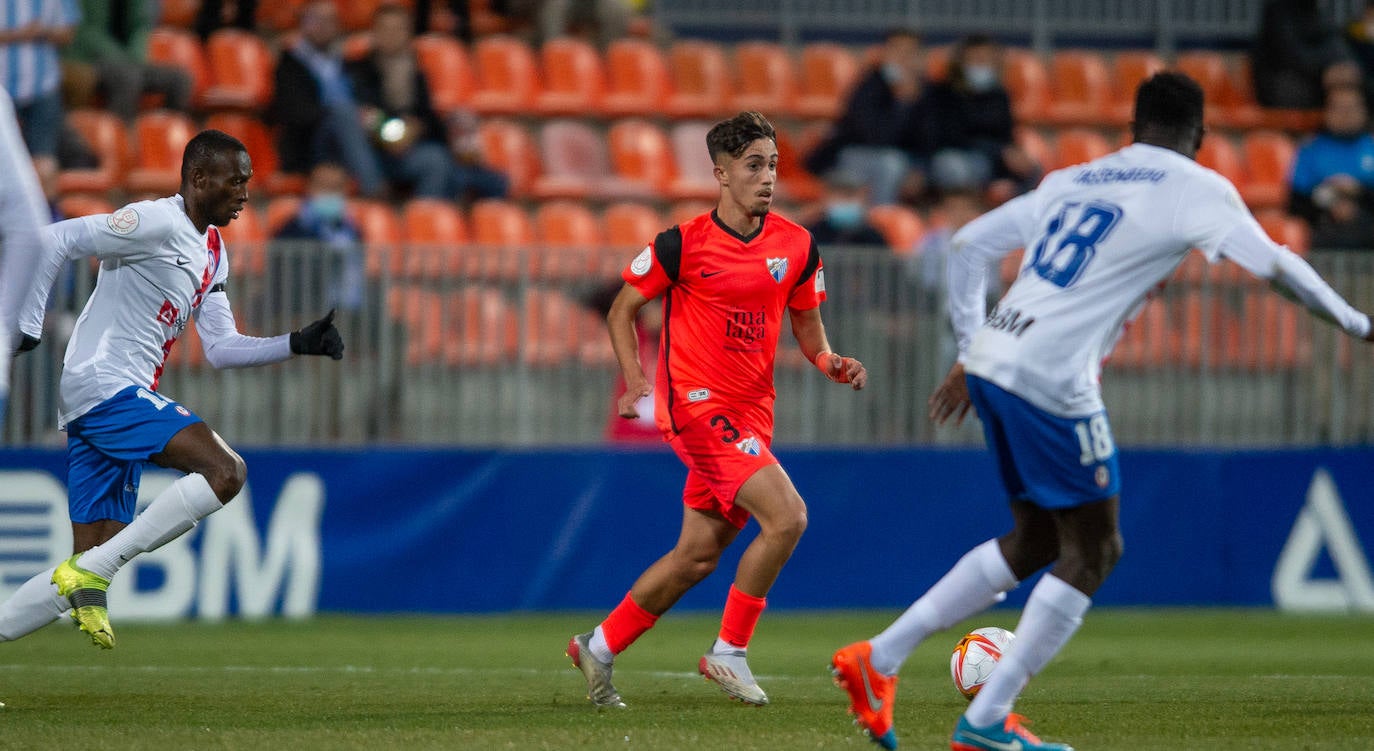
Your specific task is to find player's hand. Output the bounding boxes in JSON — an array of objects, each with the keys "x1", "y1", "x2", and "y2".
[
  {"x1": 290, "y1": 309, "x2": 345, "y2": 360},
  {"x1": 618, "y1": 380, "x2": 652, "y2": 419},
  {"x1": 12, "y1": 334, "x2": 40, "y2": 355},
  {"x1": 929, "y1": 362, "x2": 973, "y2": 427},
  {"x1": 814, "y1": 351, "x2": 867, "y2": 390}
]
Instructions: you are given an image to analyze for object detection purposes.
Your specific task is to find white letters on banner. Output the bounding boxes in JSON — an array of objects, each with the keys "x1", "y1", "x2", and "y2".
[
  {"x1": 0, "y1": 470, "x2": 324, "y2": 620},
  {"x1": 1272, "y1": 469, "x2": 1374, "y2": 612}
]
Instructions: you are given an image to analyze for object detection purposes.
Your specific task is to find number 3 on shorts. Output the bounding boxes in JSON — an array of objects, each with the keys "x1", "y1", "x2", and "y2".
[
  {"x1": 710, "y1": 414, "x2": 740, "y2": 444},
  {"x1": 1073, "y1": 414, "x2": 1115, "y2": 466}
]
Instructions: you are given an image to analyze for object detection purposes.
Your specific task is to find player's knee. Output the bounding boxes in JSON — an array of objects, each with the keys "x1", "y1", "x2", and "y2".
[
  {"x1": 203, "y1": 452, "x2": 247, "y2": 503},
  {"x1": 766, "y1": 504, "x2": 808, "y2": 545}
]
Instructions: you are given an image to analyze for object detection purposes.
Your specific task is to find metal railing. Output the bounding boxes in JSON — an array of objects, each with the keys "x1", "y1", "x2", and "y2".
[
  {"x1": 655, "y1": 0, "x2": 1366, "y2": 55},
  {"x1": 7, "y1": 242, "x2": 1374, "y2": 448}
]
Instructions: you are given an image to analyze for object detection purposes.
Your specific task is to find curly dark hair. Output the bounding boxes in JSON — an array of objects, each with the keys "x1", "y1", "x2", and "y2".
[{"x1": 706, "y1": 111, "x2": 777, "y2": 163}]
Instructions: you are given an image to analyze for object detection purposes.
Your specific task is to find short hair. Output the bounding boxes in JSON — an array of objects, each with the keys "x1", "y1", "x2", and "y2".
[
  {"x1": 181, "y1": 129, "x2": 247, "y2": 182},
  {"x1": 706, "y1": 111, "x2": 776, "y2": 163},
  {"x1": 1134, "y1": 72, "x2": 1204, "y2": 136}
]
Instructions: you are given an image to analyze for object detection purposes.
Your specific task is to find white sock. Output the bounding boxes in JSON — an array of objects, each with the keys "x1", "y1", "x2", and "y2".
[
  {"x1": 588, "y1": 626, "x2": 614, "y2": 664},
  {"x1": 868, "y1": 539, "x2": 1017, "y2": 676},
  {"x1": 964, "y1": 574, "x2": 1090, "y2": 728},
  {"x1": 711, "y1": 637, "x2": 743, "y2": 655},
  {"x1": 76, "y1": 473, "x2": 223, "y2": 580},
  {"x1": 0, "y1": 566, "x2": 71, "y2": 641}
]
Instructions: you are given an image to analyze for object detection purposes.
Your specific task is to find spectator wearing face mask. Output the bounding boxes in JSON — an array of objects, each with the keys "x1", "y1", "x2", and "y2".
[
  {"x1": 806, "y1": 172, "x2": 888, "y2": 248},
  {"x1": 925, "y1": 34, "x2": 1039, "y2": 199},
  {"x1": 273, "y1": 162, "x2": 367, "y2": 313},
  {"x1": 1289, "y1": 84, "x2": 1374, "y2": 250}
]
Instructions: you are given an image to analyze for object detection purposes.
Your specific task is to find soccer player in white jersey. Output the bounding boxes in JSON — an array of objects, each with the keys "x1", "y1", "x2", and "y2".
[
  {"x1": 0, "y1": 130, "x2": 345, "y2": 650},
  {"x1": 830, "y1": 73, "x2": 1374, "y2": 751},
  {"x1": 0, "y1": 87, "x2": 55, "y2": 432}
]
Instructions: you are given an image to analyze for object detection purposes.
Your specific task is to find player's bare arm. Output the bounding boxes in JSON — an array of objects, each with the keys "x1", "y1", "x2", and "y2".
[
  {"x1": 607, "y1": 282, "x2": 653, "y2": 418},
  {"x1": 788, "y1": 306, "x2": 866, "y2": 389},
  {"x1": 929, "y1": 362, "x2": 973, "y2": 427}
]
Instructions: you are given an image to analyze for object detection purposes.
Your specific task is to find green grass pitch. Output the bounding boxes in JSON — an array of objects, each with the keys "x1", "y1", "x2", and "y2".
[{"x1": 0, "y1": 609, "x2": 1371, "y2": 750}]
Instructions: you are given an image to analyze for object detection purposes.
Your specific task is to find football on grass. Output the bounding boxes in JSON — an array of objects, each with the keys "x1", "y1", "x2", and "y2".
[{"x1": 950, "y1": 626, "x2": 1015, "y2": 699}]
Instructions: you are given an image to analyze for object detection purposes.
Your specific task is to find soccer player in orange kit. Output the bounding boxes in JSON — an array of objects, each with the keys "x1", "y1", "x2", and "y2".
[{"x1": 566, "y1": 111, "x2": 867, "y2": 708}]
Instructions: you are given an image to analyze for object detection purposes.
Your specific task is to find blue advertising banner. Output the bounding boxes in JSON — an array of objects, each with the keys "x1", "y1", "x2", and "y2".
[{"x1": 0, "y1": 446, "x2": 1371, "y2": 618}]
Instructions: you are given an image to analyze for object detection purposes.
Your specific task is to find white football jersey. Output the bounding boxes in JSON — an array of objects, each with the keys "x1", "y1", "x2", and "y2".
[
  {"x1": 24, "y1": 195, "x2": 230, "y2": 426},
  {"x1": 948, "y1": 142, "x2": 1367, "y2": 417}
]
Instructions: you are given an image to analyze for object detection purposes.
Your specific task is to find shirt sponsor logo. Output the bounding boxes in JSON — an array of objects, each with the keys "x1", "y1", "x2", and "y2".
[
  {"x1": 724, "y1": 307, "x2": 767, "y2": 349},
  {"x1": 766, "y1": 257, "x2": 788, "y2": 283},
  {"x1": 630, "y1": 246, "x2": 653, "y2": 276},
  {"x1": 108, "y1": 207, "x2": 139, "y2": 235},
  {"x1": 687, "y1": 388, "x2": 710, "y2": 402}
]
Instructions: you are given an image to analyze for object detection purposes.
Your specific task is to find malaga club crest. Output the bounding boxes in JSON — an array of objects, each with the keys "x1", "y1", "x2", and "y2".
[{"x1": 766, "y1": 257, "x2": 788, "y2": 283}]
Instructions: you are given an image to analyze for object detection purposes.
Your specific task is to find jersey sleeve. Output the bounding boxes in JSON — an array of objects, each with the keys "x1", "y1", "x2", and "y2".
[
  {"x1": 947, "y1": 191, "x2": 1038, "y2": 358},
  {"x1": 194, "y1": 291, "x2": 293, "y2": 368},
  {"x1": 46, "y1": 204, "x2": 176, "y2": 263},
  {"x1": 621, "y1": 227, "x2": 680, "y2": 300},
  {"x1": 1174, "y1": 172, "x2": 1262, "y2": 263},
  {"x1": 787, "y1": 235, "x2": 826, "y2": 310}
]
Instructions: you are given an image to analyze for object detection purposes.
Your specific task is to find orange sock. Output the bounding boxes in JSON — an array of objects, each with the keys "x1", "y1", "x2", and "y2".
[
  {"x1": 600, "y1": 592, "x2": 659, "y2": 655},
  {"x1": 719, "y1": 584, "x2": 767, "y2": 648}
]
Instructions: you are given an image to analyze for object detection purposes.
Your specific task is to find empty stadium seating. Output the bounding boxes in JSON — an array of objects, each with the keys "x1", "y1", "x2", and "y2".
[
  {"x1": 414, "y1": 34, "x2": 476, "y2": 114},
  {"x1": 127, "y1": 110, "x2": 199, "y2": 195},
  {"x1": 602, "y1": 38, "x2": 672, "y2": 118},
  {"x1": 201, "y1": 29, "x2": 273, "y2": 110},
  {"x1": 536, "y1": 37, "x2": 607, "y2": 116},
  {"x1": 469, "y1": 35, "x2": 540, "y2": 115}
]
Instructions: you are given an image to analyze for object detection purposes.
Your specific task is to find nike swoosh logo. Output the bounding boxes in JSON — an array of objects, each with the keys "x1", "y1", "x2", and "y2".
[
  {"x1": 857, "y1": 654, "x2": 883, "y2": 710},
  {"x1": 700, "y1": 269, "x2": 724, "y2": 278},
  {"x1": 960, "y1": 730, "x2": 1022, "y2": 751},
  {"x1": 176, "y1": 257, "x2": 189, "y2": 265}
]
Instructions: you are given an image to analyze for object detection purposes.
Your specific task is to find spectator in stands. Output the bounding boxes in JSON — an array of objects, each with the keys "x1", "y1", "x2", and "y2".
[
  {"x1": 538, "y1": 0, "x2": 633, "y2": 48},
  {"x1": 272, "y1": 162, "x2": 366, "y2": 313},
  {"x1": 444, "y1": 108, "x2": 510, "y2": 202},
  {"x1": 269, "y1": 0, "x2": 386, "y2": 198},
  {"x1": 0, "y1": 0, "x2": 77, "y2": 177},
  {"x1": 806, "y1": 171, "x2": 888, "y2": 248},
  {"x1": 805, "y1": 28, "x2": 936, "y2": 206},
  {"x1": 1344, "y1": 1, "x2": 1374, "y2": 104},
  {"x1": 1288, "y1": 84, "x2": 1374, "y2": 250},
  {"x1": 194, "y1": 0, "x2": 258, "y2": 40},
  {"x1": 63, "y1": 0, "x2": 192, "y2": 122},
  {"x1": 1252, "y1": 0, "x2": 1360, "y2": 110},
  {"x1": 926, "y1": 34, "x2": 1040, "y2": 200},
  {"x1": 346, "y1": 3, "x2": 502, "y2": 201}
]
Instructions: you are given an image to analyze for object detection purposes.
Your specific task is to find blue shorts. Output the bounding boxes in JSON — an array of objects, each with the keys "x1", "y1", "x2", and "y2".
[
  {"x1": 65, "y1": 385, "x2": 203, "y2": 524},
  {"x1": 966, "y1": 375, "x2": 1121, "y2": 509}
]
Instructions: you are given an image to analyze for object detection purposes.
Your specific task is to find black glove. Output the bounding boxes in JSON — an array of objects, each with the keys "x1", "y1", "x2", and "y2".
[
  {"x1": 13, "y1": 334, "x2": 40, "y2": 355},
  {"x1": 290, "y1": 309, "x2": 344, "y2": 360}
]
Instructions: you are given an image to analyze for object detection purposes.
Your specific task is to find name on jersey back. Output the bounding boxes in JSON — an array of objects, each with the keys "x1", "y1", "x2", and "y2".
[{"x1": 1073, "y1": 167, "x2": 1167, "y2": 185}]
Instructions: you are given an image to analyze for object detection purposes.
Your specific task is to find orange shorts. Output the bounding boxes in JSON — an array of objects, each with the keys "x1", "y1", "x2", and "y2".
[{"x1": 669, "y1": 409, "x2": 777, "y2": 529}]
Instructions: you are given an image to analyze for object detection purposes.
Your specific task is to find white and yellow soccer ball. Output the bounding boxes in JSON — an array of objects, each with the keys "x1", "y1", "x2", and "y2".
[{"x1": 950, "y1": 626, "x2": 1015, "y2": 699}]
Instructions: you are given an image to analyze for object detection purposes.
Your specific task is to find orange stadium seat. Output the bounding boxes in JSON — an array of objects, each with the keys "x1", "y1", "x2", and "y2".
[
  {"x1": 469, "y1": 35, "x2": 540, "y2": 116},
  {"x1": 220, "y1": 204, "x2": 266, "y2": 275},
  {"x1": 536, "y1": 37, "x2": 606, "y2": 116},
  {"x1": 1217, "y1": 56, "x2": 1264, "y2": 130},
  {"x1": 447, "y1": 285, "x2": 519, "y2": 366},
  {"x1": 469, "y1": 199, "x2": 535, "y2": 280},
  {"x1": 1105, "y1": 51, "x2": 1165, "y2": 126},
  {"x1": 608, "y1": 119, "x2": 675, "y2": 197},
  {"x1": 1002, "y1": 48, "x2": 1050, "y2": 123},
  {"x1": 337, "y1": 0, "x2": 385, "y2": 32},
  {"x1": 264, "y1": 196, "x2": 301, "y2": 237},
  {"x1": 602, "y1": 38, "x2": 671, "y2": 118},
  {"x1": 775, "y1": 122, "x2": 825, "y2": 203},
  {"x1": 148, "y1": 27, "x2": 208, "y2": 103},
  {"x1": 731, "y1": 41, "x2": 796, "y2": 116},
  {"x1": 520, "y1": 289, "x2": 582, "y2": 366},
  {"x1": 1239, "y1": 131, "x2": 1295, "y2": 211},
  {"x1": 127, "y1": 110, "x2": 198, "y2": 195},
  {"x1": 1051, "y1": 128, "x2": 1112, "y2": 171},
  {"x1": 1109, "y1": 298, "x2": 1172, "y2": 369},
  {"x1": 414, "y1": 34, "x2": 475, "y2": 115},
  {"x1": 667, "y1": 121, "x2": 719, "y2": 202},
  {"x1": 1013, "y1": 126, "x2": 1053, "y2": 176},
  {"x1": 59, "y1": 109, "x2": 127, "y2": 194},
  {"x1": 203, "y1": 112, "x2": 287, "y2": 194},
  {"x1": 478, "y1": 119, "x2": 539, "y2": 197},
  {"x1": 1174, "y1": 51, "x2": 1234, "y2": 128},
  {"x1": 669, "y1": 200, "x2": 714, "y2": 225},
  {"x1": 866, "y1": 205, "x2": 925, "y2": 251},
  {"x1": 159, "y1": 0, "x2": 200, "y2": 27},
  {"x1": 534, "y1": 201, "x2": 603, "y2": 279},
  {"x1": 1256, "y1": 210, "x2": 1310, "y2": 255},
  {"x1": 1046, "y1": 50, "x2": 1112, "y2": 126},
  {"x1": 399, "y1": 198, "x2": 469, "y2": 279},
  {"x1": 601, "y1": 202, "x2": 663, "y2": 276},
  {"x1": 533, "y1": 119, "x2": 641, "y2": 200},
  {"x1": 1195, "y1": 133, "x2": 1246, "y2": 191},
  {"x1": 348, "y1": 199, "x2": 403, "y2": 243},
  {"x1": 388, "y1": 285, "x2": 444, "y2": 365},
  {"x1": 795, "y1": 43, "x2": 860, "y2": 120},
  {"x1": 201, "y1": 29, "x2": 273, "y2": 109},
  {"x1": 665, "y1": 40, "x2": 732, "y2": 119},
  {"x1": 924, "y1": 44, "x2": 952, "y2": 83},
  {"x1": 58, "y1": 194, "x2": 115, "y2": 218},
  {"x1": 256, "y1": 0, "x2": 306, "y2": 31}
]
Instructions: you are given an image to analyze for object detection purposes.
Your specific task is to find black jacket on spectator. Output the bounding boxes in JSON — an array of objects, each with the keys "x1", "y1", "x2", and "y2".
[
  {"x1": 926, "y1": 80, "x2": 1014, "y2": 162},
  {"x1": 344, "y1": 54, "x2": 449, "y2": 149},
  {"x1": 268, "y1": 49, "x2": 327, "y2": 175},
  {"x1": 1251, "y1": 0, "x2": 1351, "y2": 109},
  {"x1": 805, "y1": 68, "x2": 938, "y2": 175}
]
